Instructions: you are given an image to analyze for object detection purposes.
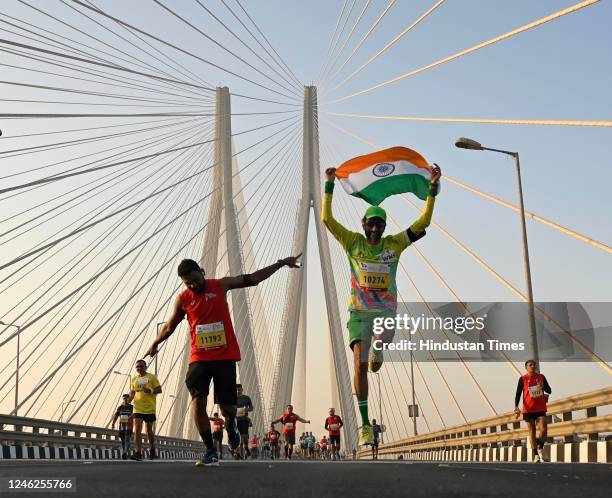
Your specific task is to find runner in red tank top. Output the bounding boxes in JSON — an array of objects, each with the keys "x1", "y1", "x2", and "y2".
[
  {"x1": 267, "y1": 424, "x2": 281, "y2": 460},
  {"x1": 324, "y1": 407, "x2": 344, "y2": 461},
  {"x1": 514, "y1": 360, "x2": 552, "y2": 463},
  {"x1": 145, "y1": 255, "x2": 302, "y2": 467},
  {"x1": 209, "y1": 412, "x2": 225, "y2": 459},
  {"x1": 271, "y1": 404, "x2": 310, "y2": 460}
]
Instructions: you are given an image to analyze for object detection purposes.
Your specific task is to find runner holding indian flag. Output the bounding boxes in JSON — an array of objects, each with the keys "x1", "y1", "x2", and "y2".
[{"x1": 322, "y1": 146, "x2": 441, "y2": 446}]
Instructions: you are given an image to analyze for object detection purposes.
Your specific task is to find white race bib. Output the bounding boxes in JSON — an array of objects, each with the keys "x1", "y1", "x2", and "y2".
[
  {"x1": 119, "y1": 415, "x2": 129, "y2": 424},
  {"x1": 528, "y1": 385, "x2": 543, "y2": 398},
  {"x1": 329, "y1": 423, "x2": 339, "y2": 431},
  {"x1": 285, "y1": 422, "x2": 294, "y2": 430},
  {"x1": 358, "y1": 262, "x2": 390, "y2": 291},
  {"x1": 135, "y1": 377, "x2": 149, "y2": 391},
  {"x1": 196, "y1": 322, "x2": 227, "y2": 350},
  {"x1": 237, "y1": 406, "x2": 247, "y2": 417}
]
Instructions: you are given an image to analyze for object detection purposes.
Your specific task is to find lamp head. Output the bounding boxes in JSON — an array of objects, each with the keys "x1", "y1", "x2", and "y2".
[{"x1": 455, "y1": 137, "x2": 483, "y2": 150}]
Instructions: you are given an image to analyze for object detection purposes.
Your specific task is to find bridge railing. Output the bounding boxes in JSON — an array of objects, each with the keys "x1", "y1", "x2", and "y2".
[
  {"x1": 0, "y1": 414, "x2": 200, "y2": 456},
  {"x1": 360, "y1": 387, "x2": 612, "y2": 463}
]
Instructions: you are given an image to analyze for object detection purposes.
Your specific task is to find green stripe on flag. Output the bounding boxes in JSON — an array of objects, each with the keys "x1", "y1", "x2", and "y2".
[{"x1": 351, "y1": 173, "x2": 430, "y2": 205}]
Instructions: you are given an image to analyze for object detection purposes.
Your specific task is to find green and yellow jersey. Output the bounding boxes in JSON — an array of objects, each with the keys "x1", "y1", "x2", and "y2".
[{"x1": 322, "y1": 181, "x2": 436, "y2": 313}]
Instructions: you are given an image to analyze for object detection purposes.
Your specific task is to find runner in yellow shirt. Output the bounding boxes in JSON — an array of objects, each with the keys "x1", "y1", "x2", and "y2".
[{"x1": 129, "y1": 359, "x2": 162, "y2": 461}]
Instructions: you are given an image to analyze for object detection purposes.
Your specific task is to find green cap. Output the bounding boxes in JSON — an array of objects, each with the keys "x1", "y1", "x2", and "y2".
[{"x1": 364, "y1": 205, "x2": 387, "y2": 222}]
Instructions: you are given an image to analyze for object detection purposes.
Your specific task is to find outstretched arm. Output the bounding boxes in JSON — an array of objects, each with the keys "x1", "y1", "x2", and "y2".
[
  {"x1": 221, "y1": 254, "x2": 302, "y2": 292},
  {"x1": 405, "y1": 165, "x2": 441, "y2": 241},
  {"x1": 145, "y1": 295, "x2": 185, "y2": 358},
  {"x1": 322, "y1": 168, "x2": 359, "y2": 250}
]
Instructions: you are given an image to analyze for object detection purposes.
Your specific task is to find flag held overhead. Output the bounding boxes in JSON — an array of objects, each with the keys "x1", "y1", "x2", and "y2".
[{"x1": 335, "y1": 146, "x2": 436, "y2": 205}]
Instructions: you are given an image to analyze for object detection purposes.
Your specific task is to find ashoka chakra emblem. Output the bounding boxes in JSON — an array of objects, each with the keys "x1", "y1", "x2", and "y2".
[{"x1": 373, "y1": 163, "x2": 395, "y2": 177}]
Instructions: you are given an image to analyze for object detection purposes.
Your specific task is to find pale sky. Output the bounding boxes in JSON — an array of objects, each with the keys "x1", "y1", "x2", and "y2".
[{"x1": 0, "y1": 0, "x2": 610, "y2": 439}]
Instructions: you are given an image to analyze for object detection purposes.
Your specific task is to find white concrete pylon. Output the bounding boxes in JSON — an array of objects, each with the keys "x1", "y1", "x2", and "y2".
[
  {"x1": 169, "y1": 87, "x2": 265, "y2": 438},
  {"x1": 270, "y1": 86, "x2": 358, "y2": 450},
  {"x1": 218, "y1": 86, "x2": 266, "y2": 434}
]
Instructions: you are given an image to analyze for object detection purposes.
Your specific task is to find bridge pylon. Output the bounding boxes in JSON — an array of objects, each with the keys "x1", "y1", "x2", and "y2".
[
  {"x1": 169, "y1": 87, "x2": 266, "y2": 438},
  {"x1": 270, "y1": 86, "x2": 358, "y2": 450}
]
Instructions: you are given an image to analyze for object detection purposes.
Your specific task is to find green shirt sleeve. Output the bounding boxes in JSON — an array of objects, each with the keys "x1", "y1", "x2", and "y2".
[
  {"x1": 390, "y1": 193, "x2": 436, "y2": 251},
  {"x1": 321, "y1": 181, "x2": 359, "y2": 251},
  {"x1": 409, "y1": 195, "x2": 436, "y2": 234}
]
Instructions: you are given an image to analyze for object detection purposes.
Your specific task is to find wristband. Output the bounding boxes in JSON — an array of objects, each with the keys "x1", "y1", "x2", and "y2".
[{"x1": 324, "y1": 181, "x2": 335, "y2": 194}]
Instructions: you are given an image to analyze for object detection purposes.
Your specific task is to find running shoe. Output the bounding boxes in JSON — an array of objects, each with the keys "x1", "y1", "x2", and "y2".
[
  {"x1": 121, "y1": 452, "x2": 127, "y2": 460},
  {"x1": 129, "y1": 451, "x2": 142, "y2": 461},
  {"x1": 149, "y1": 447, "x2": 157, "y2": 460},
  {"x1": 368, "y1": 347, "x2": 383, "y2": 373},
  {"x1": 359, "y1": 425, "x2": 374, "y2": 446},
  {"x1": 227, "y1": 421, "x2": 240, "y2": 450},
  {"x1": 533, "y1": 453, "x2": 541, "y2": 463},
  {"x1": 195, "y1": 449, "x2": 219, "y2": 467},
  {"x1": 537, "y1": 447, "x2": 546, "y2": 462}
]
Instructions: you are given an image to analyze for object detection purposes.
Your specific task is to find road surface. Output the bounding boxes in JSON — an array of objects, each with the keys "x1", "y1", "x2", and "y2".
[{"x1": 0, "y1": 459, "x2": 609, "y2": 497}]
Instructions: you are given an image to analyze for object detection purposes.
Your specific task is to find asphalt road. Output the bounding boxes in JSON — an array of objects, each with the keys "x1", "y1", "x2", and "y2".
[{"x1": 0, "y1": 459, "x2": 609, "y2": 498}]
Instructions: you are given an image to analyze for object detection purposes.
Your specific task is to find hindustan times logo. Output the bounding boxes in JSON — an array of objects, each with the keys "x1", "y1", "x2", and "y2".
[{"x1": 372, "y1": 314, "x2": 487, "y2": 335}]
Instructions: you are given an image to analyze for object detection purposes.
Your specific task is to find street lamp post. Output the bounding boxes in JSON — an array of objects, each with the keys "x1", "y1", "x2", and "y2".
[
  {"x1": 376, "y1": 372, "x2": 383, "y2": 444},
  {"x1": 59, "y1": 399, "x2": 76, "y2": 423},
  {"x1": 410, "y1": 348, "x2": 418, "y2": 436},
  {"x1": 0, "y1": 321, "x2": 21, "y2": 415},
  {"x1": 113, "y1": 371, "x2": 131, "y2": 392},
  {"x1": 455, "y1": 137, "x2": 539, "y2": 367},
  {"x1": 155, "y1": 322, "x2": 166, "y2": 376}
]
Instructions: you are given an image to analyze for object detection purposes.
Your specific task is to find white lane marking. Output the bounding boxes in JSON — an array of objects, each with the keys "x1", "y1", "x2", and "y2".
[{"x1": 437, "y1": 464, "x2": 533, "y2": 473}]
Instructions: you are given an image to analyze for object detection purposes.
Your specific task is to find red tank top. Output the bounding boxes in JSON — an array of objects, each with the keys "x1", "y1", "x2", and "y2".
[
  {"x1": 180, "y1": 279, "x2": 241, "y2": 363},
  {"x1": 326, "y1": 415, "x2": 342, "y2": 436},
  {"x1": 522, "y1": 373, "x2": 548, "y2": 413},
  {"x1": 282, "y1": 413, "x2": 298, "y2": 434},
  {"x1": 211, "y1": 417, "x2": 223, "y2": 432},
  {"x1": 268, "y1": 430, "x2": 279, "y2": 442}
]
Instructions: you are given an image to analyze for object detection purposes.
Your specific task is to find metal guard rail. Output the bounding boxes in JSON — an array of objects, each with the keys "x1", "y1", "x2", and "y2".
[
  {"x1": 362, "y1": 386, "x2": 612, "y2": 457},
  {"x1": 0, "y1": 414, "x2": 200, "y2": 451}
]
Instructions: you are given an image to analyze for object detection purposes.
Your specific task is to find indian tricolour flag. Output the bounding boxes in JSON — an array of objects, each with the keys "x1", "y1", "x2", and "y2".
[{"x1": 335, "y1": 146, "x2": 436, "y2": 205}]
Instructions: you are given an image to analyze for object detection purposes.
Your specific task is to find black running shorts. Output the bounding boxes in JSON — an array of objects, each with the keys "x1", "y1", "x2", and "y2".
[
  {"x1": 328, "y1": 435, "x2": 340, "y2": 445},
  {"x1": 185, "y1": 360, "x2": 237, "y2": 406},
  {"x1": 133, "y1": 413, "x2": 156, "y2": 423},
  {"x1": 523, "y1": 411, "x2": 546, "y2": 422},
  {"x1": 284, "y1": 433, "x2": 296, "y2": 445},
  {"x1": 237, "y1": 418, "x2": 250, "y2": 436}
]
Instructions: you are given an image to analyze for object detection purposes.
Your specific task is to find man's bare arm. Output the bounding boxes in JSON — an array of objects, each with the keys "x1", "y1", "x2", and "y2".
[
  {"x1": 145, "y1": 295, "x2": 185, "y2": 357},
  {"x1": 221, "y1": 254, "x2": 302, "y2": 292}
]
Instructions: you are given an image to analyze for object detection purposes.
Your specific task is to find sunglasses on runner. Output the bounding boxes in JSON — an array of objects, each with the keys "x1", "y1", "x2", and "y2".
[{"x1": 365, "y1": 219, "x2": 386, "y2": 228}]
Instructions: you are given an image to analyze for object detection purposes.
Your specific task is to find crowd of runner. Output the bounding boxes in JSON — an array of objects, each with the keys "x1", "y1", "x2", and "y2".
[{"x1": 111, "y1": 164, "x2": 553, "y2": 465}]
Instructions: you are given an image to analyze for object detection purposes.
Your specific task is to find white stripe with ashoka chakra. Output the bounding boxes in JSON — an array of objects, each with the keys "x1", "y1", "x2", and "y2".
[{"x1": 339, "y1": 160, "x2": 429, "y2": 194}]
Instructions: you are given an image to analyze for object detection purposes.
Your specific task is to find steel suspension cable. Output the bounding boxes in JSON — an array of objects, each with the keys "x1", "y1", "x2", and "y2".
[{"x1": 330, "y1": 0, "x2": 601, "y2": 104}]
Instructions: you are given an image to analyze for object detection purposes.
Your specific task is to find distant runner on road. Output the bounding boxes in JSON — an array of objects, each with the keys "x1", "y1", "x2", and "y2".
[{"x1": 514, "y1": 360, "x2": 552, "y2": 463}]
